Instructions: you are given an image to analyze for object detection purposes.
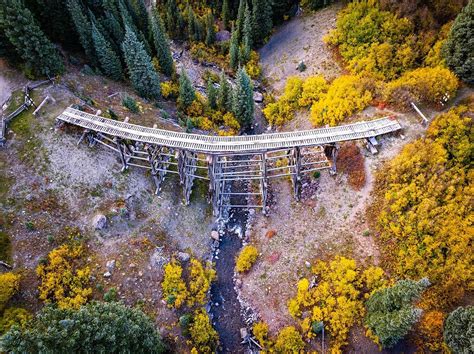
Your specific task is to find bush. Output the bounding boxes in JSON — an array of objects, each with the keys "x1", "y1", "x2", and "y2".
[
  {"x1": 443, "y1": 306, "x2": 474, "y2": 353},
  {"x1": 0, "y1": 307, "x2": 31, "y2": 334},
  {"x1": 0, "y1": 273, "x2": 20, "y2": 311},
  {"x1": 371, "y1": 106, "x2": 473, "y2": 311},
  {"x1": 384, "y1": 66, "x2": 458, "y2": 108},
  {"x1": 417, "y1": 310, "x2": 445, "y2": 352},
  {"x1": 443, "y1": 1, "x2": 474, "y2": 84},
  {"x1": 161, "y1": 259, "x2": 188, "y2": 308},
  {"x1": 365, "y1": 278, "x2": 429, "y2": 349},
  {"x1": 36, "y1": 244, "x2": 91, "y2": 309},
  {"x1": 0, "y1": 302, "x2": 166, "y2": 353},
  {"x1": 160, "y1": 81, "x2": 179, "y2": 99},
  {"x1": 122, "y1": 96, "x2": 140, "y2": 113},
  {"x1": 189, "y1": 308, "x2": 219, "y2": 353},
  {"x1": 274, "y1": 326, "x2": 305, "y2": 352},
  {"x1": 235, "y1": 245, "x2": 258, "y2": 273},
  {"x1": 310, "y1": 75, "x2": 372, "y2": 126},
  {"x1": 298, "y1": 75, "x2": 328, "y2": 107},
  {"x1": 245, "y1": 51, "x2": 262, "y2": 79},
  {"x1": 253, "y1": 321, "x2": 271, "y2": 349}
]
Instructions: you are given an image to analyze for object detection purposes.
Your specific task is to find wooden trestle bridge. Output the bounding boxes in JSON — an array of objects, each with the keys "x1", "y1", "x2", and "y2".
[{"x1": 57, "y1": 107, "x2": 402, "y2": 216}]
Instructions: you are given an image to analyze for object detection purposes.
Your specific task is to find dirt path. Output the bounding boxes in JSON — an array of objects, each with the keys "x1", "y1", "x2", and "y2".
[{"x1": 259, "y1": 3, "x2": 343, "y2": 93}]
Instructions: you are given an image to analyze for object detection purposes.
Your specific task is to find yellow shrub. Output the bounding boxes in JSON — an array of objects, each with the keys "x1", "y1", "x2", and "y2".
[
  {"x1": 189, "y1": 308, "x2": 219, "y2": 353},
  {"x1": 187, "y1": 98, "x2": 205, "y2": 117},
  {"x1": 0, "y1": 273, "x2": 20, "y2": 311},
  {"x1": 417, "y1": 310, "x2": 445, "y2": 352},
  {"x1": 310, "y1": 75, "x2": 372, "y2": 126},
  {"x1": 36, "y1": 244, "x2": 91, "y2": 309},
  {"x1": 222, "y1": 112, "x2": 241, "y2": 131},
  {"x1": 362, "y1": 266, "x2": 388, "y2": 296},
  {"x1": 262, "y1": 100, "x2": 294, "y2": 126},
  {"x1": 253, "y1": 321, "x2": 271, "y2": 349},
  {"x1": 198, "y1": 116, "x2": 214, "y2": 131},
  {"x1": 0, "y1": 307, "x2": 31, "y2": 334},
  {"x1": 188, "y1": 258, "x2": 216, "y2": 306},
  {"x1": 246, "y1": 51, "x2": 262, "y2": 79},
  {"x1": 298, "y1": 75, "x2": 328, "y2": 107},
  {"x1": 274, "y1": 326, "x2": 305, "y2": 352},
  {"x1": 384, "y1": 66, "x2": 458, "y2": 107},
  {"x1": 161, "y1": 259, "x2": 188, "y2": 309},
  {"x1": 235, "y1": 245, "x2": 258, "y2": 273},
  {"x1": 160, "y1": 81, "x2": 179, "y2": 99}
]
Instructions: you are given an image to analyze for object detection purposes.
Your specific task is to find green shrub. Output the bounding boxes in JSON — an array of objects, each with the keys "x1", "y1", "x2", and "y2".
[
  {"x1": 443, "y1": 306, "x2": 474, "y2": 353},
  {"x1": 122, "y1": 96, "x2": 139, "y2": 114}
]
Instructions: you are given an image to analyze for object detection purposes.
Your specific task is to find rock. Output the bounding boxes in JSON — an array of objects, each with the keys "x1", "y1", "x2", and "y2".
[
  {"x1": 103, "y1": 271, "x2": 111, "y2": 278},
  {"x1": 106, "y1": 260, "x2": 116, "y2": 273},
  {"x1": 235, "y1": 279, "x2": 242, "y2": 288},
  {"x1": 177, "y1": 252, "x2": 190, "y2": 262},
  {"x1": 211, "y1": 230, "x2": 219, "y2": 241},
  {"x1": 265, "y1": 229, "x2": 277, "y2": 239},
  {"x1": 253, "y1": 91, "x2": 264, "y2": 103},
  {"x1": 305, "y1": 261, "x2": 311, "y2": 268},
  {"x1": 150, "y1": 248, "x2": 168, "y2": 269},
  {"x1": 240, "y1": 328, "x2": 248, "y2": 339},
  {"x1": 216, "y1": 30, "x2": 231, "y2": 42},
  {"x1": 93, "y1": 214, "x2": 107, "y2": 230},
  {"x1": 129, "y1": 263, "x2": 136, "y2": 268}
]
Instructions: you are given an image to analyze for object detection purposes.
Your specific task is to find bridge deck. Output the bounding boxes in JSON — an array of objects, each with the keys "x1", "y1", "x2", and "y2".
[{"x1": 58, "y1": 107, "x2": 402, "y2": 153}]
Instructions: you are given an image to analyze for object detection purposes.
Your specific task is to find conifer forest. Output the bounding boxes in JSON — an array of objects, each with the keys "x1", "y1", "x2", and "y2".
[{"x1": 0, "y1": 0, "x2": 472, "y2": 353}]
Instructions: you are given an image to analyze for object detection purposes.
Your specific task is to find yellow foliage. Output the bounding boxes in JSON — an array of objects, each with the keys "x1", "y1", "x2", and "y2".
[
  {"x1": 198, "y1": 116, "x2": 214, "y2": 131},
  {"x1": 372, "y1": 105, "x2": 473, "y2": 311},
  {"x1": 161, "y1": 259, "x2": 188, "y2": 308},
  {"x1": 189, "y1": 308, "x2": 219, "y2": 354},
  {"x1": 417, "y1": 310, "x2": 445, "y2": 352},
  {"x1": 246, "y1": 51, "x2": 262, "y2": 79},
  {"x1": 235, "y1": 245, "x2": 258, "y2": 273},
  {"x1": 298, "y1": 75, "x2": 328, "y2": 107},
  {"x1": 187, "y1": 97, "x2": 205, "y2": 117},
  {"x1": 188, "y1": 258, "x2": 216, "y2": 306},
  {"x1": 384, "y1": 66, "x2": 458, "y2": 108},
  {"x1": 160, "y1": 81, "x2": 179, "y2": 99},
  {"x1": 274, "y1": 326, "x2": 305, "y2": 352},
  {"x1": 0, "y1": 307, "x2": 31, "y2": 334},
  {"x1": 362, "y1": 266, "x2": 388, "y2": 296},
  {"x1": 288, "y1": 257, "x2": 384, "y2": 351},
  {"x1": 310, "y1": 75, "x2": 372, "y2": 126},
  {"x1": 262, "y1": 76, "x2": 303, "y2": 126},
  {"x1": 36, "y1": 244, "x2": 91, "y2": 310},
  {"x1": 253, "y1": 321, "x2": 272, "y2": 349},
  {"x1": 222, "y1": 112, "x2": 241, "y2": 131},
  {"x1": 0, "y1": 272, "x2": 20, "y2": 311}
]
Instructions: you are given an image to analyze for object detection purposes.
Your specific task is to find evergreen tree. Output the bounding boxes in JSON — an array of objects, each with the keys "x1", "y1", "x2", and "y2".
[
  {"x1": 229, "y1": 25, "x2": 240, "y2": 70},
  {"x1": 132, "y1": 0, "x2": 149, "y2": 35},
  {"x1": 67, "y1": 0, "x2": 96, "y2": 63},
  {"x1": 91, "y1": 22, "x2": 123, "y2": 80},
  {"x1": 103, "y1": 11, "x2": 125, "y2": 46},
  {"x1": 240, "y1": 3, "x2": 252, "y2": 63},
  {"x1": 121, "y1": 26, "x2": 161, "y2": 99},
  {"x1": 2, "y1": 0, "x2": 63, "y2": 76},
  {"x1": 443, "y1": 306, "x2": 474, "y2": 353},
  {"x1": 233, "y1": 67, "x2": 254, "y2": 128},
  {"x1": 217, "y1": 71, "x2": 233, "y2": 112},
  {"x1": 443, "y1": 1, "x2": 473, "y2": 84},
  {"x1": 178, "y1": 68, "x2": 196, "y2": 111},
  {"x1": 118, "y1": 0, "x2": 151, "y2": 54},
  {"x1": 235, "y1": 0, "x2": 246, "y2": 43},
  {"x1": 221, "y1": 0, "x2": 230, "y2": 30},
  {"x1": 252, "y1": 0, "x2": 273, "y2": 46},
  {"x1": 205, "y1": 12, "x2": 216, "y2": 46},
  {"x1": 365, "y1": 278, "x2": 430, "y2": 349},
  {"x1": 187, "y1": 6, "x2": 198, "y2": 42},
  {"x1": 207, "y1": 78, "x2": 218, "y2": 110},
  {"x1": 32, "y1": 0, "x2": 76, "y2": 47},
  {"x1": 1, "y1": 302, "x2": 167, "y2": 353},
  {"x1": 150, "y1": 10, "x2": 174, "y2": 77}
]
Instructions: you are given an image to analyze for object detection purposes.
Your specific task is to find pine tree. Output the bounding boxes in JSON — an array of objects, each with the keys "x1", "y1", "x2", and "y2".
[
  {"x1": 67, "y1": 0, "x2": 96, "y2": 63},
  {"x1": 229, "y1": 25, "x2": 240, "y2": 70},
  {"x1": 103, "y1": 11, "x2": 125, "y2": 46},
  {"x1": 121, "y1": 26, "x2": 161, "y2": 99},
  {"x1": 233, "y1": 67, "x2": 254, "y2": 128},
  {"x1": 205, "y1": 12, "x2": 216, "y2": 46},
  {"x1": 235, "y1": 0, "x2": 246, "y2": 42},
  {"x1": 150, "y1": 10, "x2": 174, "y2": 77},
  {"x1": 240, "y1": 3, "x2": 252, "y2": 63},
  {"x1": 132, "y1": 0, "x2": 149, "y2": 35},
  {"x1": 119, "y1": 0, "x2": 151, "y2": 55},
  {"x1": 443, "y1": 1, "x2": 473, "y2": 84},
  {"x1": 91, "y1": 22, "x2": 123, "y2": 80},
  {"x1": 3, "y1": 0, "x2": 63, "y2": 76},
  {"x1": 217, "y1": 71, "x2": 233, "y2": 112},
  {"x1": 365, "y1": 278, "x2": 430, "y2": 349},
  {"x1": 207, "y1": 78, "x2": 218, "y2": 110},
  {"x1": 252, "y1": 0, "x2": 273, "y2": 46},
  {"x1": 187, "y1": 6, "x2": 198, "y2": 42},
  {"x1": 178, "y1": 68, "x2": 196, "y2": 111},
  {"x1": 221, "y1": 0, "x2": 230, "y2": 30}
]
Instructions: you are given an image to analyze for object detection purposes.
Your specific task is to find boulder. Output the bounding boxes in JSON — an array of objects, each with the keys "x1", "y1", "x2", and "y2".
[
  {"x1": 106, "y1": 259, "x2": 116, "y2": 273},
  {"x1": 211, "y1": 230, "x2": 219, "y2": 241},
  {"x1": 93, "y1": 214, "x2": 107, "y2": 230},
  {"x1": 253, "y1": 91, "x2": 264, "y2": 103},
  {"x1": 177, "y1": 252, "x2": 190, "y2": 262},
  {"x1": 216, "y1": 30, "x2": 231, "y2": 42}
]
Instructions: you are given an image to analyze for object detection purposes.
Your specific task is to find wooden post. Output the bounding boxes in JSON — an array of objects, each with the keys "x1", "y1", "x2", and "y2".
[
  {"x1": 115, "y1": 137, "x2": 128, "y2": 172},
  {"x1": 292, "y1": 147, "x2": 302, "y2": 200}
]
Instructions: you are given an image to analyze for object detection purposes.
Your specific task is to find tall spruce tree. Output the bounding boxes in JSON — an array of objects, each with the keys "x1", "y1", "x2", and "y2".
[
  {"x1": 240, "y1": 3, "x2": 252, "y2": 63},
  {"x1": 207, "y1": 78, "x2": 218, "y2": 110},
  {"x1": 233, "y1": 67, "x2": 254, "y2": 128},
  {"x1": 91, "y1": 22, "x2": 123, "y2": 80},
  {"x1": 178, "y1": 68, "x2": 196, "y2": 111},
  {"x1": 221, "y1": 0, "x2": 230, "y2": 29},
  {"x1": 205, "y1": 12, "x2": 216, "y2": 46},
  {"x1": 443, "y1": 1, "x2": 473, "y2": 84},
  {"x1": 252, "y1": 0, "x2": 273, "y2": 46},
  {"x1": 119, "y1": 0, "x2": 151, "y2": 55},
  {"x1": 67, "y1": 0, "x2": 96, "y2": 63},
  {"x1": 150, "y1": 11, "x2": 174, "y2": 77},
  {"x1": 229, "y1": 25, "x2": 240, "y2": 70},
  {"x1": 217, "y1": 71, "x2": 233, "y2": 112},
  {"x1": 2, "y1": 0, "x2": 63, "y2": 76},
  {"x1": 235, "y1": 0, "x2": 246, "y2": 43},
  {"x1": 121, "y1": 26, "x2": 161, "y2": 99}
]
